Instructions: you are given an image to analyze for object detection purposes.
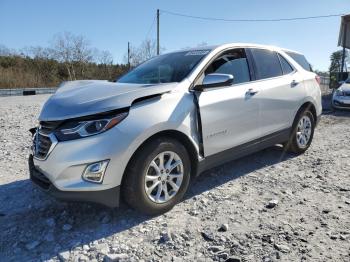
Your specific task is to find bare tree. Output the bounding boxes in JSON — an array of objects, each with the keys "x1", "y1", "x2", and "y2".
[
  {"x1": 125, "y1": 39, "x2": 159, "y2": 67},
  {"x1": 0, "y1": 34, "x2": 129, "y2": 88},
  {"x1": 51, "y1": 32, "x2": 93, "y2": 80},
  {"x1": 123, "y1": 44, "x2": 138, "y2": 67},
  {"x1": 51, "y1": 32, "x2": 74, "y2": 80},
  {"x1": 0, "y1": 45, "x2": 13, "y2": 56},
  {"x1": 97, "y1": 50, "x2": 113, "y2": 65},
  {"x1": 23, "y1": 46, "x2": 54, "y2": 59},
  {"x1": 138, "y1": 39, "x2": 157, "y2": 62},
  {"x1": 96, "y1": 50, "x2": 114, "y2": 79},
  {"x1": 72, "y1": 35, "x2": 93, "y2": 77}
]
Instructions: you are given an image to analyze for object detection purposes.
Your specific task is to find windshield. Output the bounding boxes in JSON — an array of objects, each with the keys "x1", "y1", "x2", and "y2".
[
  {"x1": 346, "y1": 78, "x2": 350, "y2": 84},
  {"x1": 117, "y1": 50, "x2": 210, "y2": 84}
]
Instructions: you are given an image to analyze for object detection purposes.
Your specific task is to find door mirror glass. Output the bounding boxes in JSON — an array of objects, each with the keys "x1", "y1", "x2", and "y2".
[{"x1": 195, "y1": 73, "x2": 233, "y2": 91}]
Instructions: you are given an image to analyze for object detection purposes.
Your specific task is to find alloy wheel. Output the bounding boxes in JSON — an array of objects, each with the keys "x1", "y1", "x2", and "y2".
[
  {"x1": 296, "y1": 115, "x2": 312, "y2": 148},
  {"x1": 144, "y1": 151, "x2": 184, "y2": 203}
]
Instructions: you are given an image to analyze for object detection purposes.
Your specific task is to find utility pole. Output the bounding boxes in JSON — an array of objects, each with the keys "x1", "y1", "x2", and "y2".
[
  {"x1": 157, "y1": 9, "x2": 160, "y2": 55},
  {"x1": 127, "y1": 41, "x2": 130, "y2": 69},
  {"x1": 341, "y1": 23, "x2": 347, "y2": 76}
]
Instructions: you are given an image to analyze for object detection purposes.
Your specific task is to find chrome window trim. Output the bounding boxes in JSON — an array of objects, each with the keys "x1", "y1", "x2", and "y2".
[
  {"x1": 190, "y1": 47, "x2": 299, "y2": 91},
  {"x1": 190, "y1": 66, "x2": 298, "y2": 92}
]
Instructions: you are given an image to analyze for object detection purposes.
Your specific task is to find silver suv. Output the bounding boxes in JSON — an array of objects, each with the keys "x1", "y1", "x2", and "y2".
[{"x1": 29, "y1": 43, "x2": 322, "y2": 214}]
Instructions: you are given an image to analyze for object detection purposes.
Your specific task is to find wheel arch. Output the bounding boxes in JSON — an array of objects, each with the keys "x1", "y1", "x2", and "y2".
[
  {"x1": 121, "y1": 129, "x2": 200, "y2": 187},
  {"x1": 296, "y1": 101, "x2": 317, "y2": 123}
]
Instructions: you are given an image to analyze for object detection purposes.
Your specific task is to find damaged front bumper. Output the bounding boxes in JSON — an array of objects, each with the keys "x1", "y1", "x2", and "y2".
[{"x1": 29, "y1": 154, "x2": 120, "y2": 207}]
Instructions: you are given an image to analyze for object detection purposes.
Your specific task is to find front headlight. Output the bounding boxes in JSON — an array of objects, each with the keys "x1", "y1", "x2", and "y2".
[
  {"x1": 55, "y1": 112, "x2": 128, "y2": 141},
  {"x1": 335, "y1": 89, "x2": 345, "y2": 96}
]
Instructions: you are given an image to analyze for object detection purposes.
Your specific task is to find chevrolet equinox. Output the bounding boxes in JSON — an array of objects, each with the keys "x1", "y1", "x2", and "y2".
[{"x1": 29, "y1": 43, "x2": 322, "y2": 215}]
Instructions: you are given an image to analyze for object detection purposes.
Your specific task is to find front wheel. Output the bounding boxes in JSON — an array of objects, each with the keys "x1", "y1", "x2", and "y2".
[
  {"x1": 284, "y1": 109, "x2": 315, "y2": 154},
  {"x1": 122, "y1": 137, "x2": 191, "y2": 215}
]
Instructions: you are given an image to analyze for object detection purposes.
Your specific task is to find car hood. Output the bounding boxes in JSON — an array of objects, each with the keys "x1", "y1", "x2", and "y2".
[
  {"x1": 339, "y1": 83, "x2": 350, "y2": 92},
  {"x1": 39, "y1": 80, "x2": 176, "y2": 121}
]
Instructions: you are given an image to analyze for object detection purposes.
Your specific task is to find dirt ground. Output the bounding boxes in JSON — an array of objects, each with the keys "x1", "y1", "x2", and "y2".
[{"x1": 0, "y1": 94, "x2": 349, "y2": 262}]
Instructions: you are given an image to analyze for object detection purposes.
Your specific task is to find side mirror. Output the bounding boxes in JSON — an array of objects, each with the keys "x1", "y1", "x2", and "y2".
[{"x1": 194, "y1": 73, "x2": 234, "y2": 91}]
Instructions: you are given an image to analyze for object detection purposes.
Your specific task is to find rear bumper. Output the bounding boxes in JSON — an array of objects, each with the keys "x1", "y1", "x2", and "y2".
[{"x1": 29, "y1": 155, "x2": 120, "y2": 207}]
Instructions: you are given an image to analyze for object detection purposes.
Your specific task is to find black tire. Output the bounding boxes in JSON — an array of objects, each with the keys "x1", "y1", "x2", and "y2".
[
  {"x1": 284, "y1": 109, "x2": 315, "y2": 154},
  {"x1": 121, "y1": 137, "x2": 191, "y2": 215}
]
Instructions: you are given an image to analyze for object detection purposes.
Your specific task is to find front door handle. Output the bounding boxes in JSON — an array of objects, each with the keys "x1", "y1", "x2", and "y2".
[
  {"x1": 291, "y1": 80, "x2": 299, "y2": 87},
  {"x1": 247, "y1": 88, "x2": 258, "y2": 95}
]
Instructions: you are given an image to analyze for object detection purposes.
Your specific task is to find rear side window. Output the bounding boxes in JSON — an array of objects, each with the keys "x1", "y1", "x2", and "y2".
[
  {"x1": 285, "y1": 51, "x2": 312, "y2": 71},
  {"x1": 250, "y1": 49, "x2": 283, "y2": 80},
  {"x1": 278, "y1": 54, "x2": 294, "y2": 75}
]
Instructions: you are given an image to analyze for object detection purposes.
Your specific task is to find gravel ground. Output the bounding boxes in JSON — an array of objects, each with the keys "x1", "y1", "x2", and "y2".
[{"x1": 0, "y1": 94, "x2": 349, "y2": 262}]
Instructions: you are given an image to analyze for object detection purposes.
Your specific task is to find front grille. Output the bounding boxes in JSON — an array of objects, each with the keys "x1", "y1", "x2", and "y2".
[
  {"x1": 33, "y1": 133, "x2": 52, "y2": 159},
  {"x1": 39, "y1": 121, "x2": 63, "y2": 135},
  {"x1": 31, "y1": 121, "x2": 61, "y2": 159}
]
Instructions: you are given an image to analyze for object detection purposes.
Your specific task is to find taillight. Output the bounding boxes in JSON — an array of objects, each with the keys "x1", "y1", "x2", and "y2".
[{"x1": 315, "y1": 75, "x2": 321, "y2": 85}]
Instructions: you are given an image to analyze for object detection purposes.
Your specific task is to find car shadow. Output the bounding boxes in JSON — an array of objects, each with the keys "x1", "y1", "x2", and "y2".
[
  {"x1": 0, "y1": 145, "x2": 296, "y2": 261},
  {"x1": 322, "y1": 93, "x2": 333, "y2": 112},
  {"x1": 187, "y1": 145, "x2": 295, "y2": 198},
  {"x1": 322, "y1": 108, "x2": 350, "y2": 118}
]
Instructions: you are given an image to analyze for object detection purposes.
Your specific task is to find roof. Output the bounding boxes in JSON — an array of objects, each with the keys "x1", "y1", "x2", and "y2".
[{"x1": 172, "y1": 43, "x2": 301, "y2": 55}]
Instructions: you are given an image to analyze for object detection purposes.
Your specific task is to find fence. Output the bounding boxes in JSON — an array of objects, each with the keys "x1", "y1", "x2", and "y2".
[
  {"x1": 0, "y1": 87, "x2": 57, "y2": 97},
  {"x1": 319, "y1": 76, "x2": 331, "y2": 95}
]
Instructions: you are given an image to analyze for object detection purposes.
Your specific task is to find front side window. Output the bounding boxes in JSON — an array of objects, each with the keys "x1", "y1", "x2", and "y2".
[
  {"x1": 250, "y1": 49, "x2": 283, "y2": 80},
  {"x1": 204, "y1": 48, "x2": 251, "y2": 85},
  {"x1": 278, "y1": 54, "x2": 294, "y2": 75},
  {"x1": 118, "y1": 50, "x2": 210, "y2": 84}
]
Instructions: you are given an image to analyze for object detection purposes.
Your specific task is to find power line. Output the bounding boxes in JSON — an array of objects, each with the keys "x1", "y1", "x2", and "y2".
[
  {"x1": 145, "y1": 15, "x2": 157, "y2": 40},
  {"x1": 129, "y1": 13, "x2": 158, "y2": 63},
  {"x1": 160, "y1": 9, "x2": 346, "y2": 22}
]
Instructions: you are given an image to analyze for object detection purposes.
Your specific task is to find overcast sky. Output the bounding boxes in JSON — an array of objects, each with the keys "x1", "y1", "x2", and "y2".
[{"x1": 0, "y1": 0, "x2": 349, "y2": 70}]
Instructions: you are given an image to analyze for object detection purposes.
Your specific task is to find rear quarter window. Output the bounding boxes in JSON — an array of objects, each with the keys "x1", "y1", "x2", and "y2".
[
  {"x1": 278, "y1": 54, "x2": 294, "y2": 75},
  {"x1": 285, "y1": 51, "x2": 312, "y2": 72}
]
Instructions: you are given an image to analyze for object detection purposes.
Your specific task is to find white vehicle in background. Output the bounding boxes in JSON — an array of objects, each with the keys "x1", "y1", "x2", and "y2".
[{"x1": 332, "y1": 78, "x2": 350, "y2": 109}]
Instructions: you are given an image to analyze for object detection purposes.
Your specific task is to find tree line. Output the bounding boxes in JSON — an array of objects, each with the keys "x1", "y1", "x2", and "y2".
[
  {"x1": 1, "y1": 32, "x2": 347, "y2": 89},
  {"x1": 0, "y1": 32, "x2": 160, "y2": 89}
]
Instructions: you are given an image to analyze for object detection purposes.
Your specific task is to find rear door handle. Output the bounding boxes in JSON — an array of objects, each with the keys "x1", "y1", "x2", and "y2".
[
  {"x1": 247, "y1": 88, "x2": 258, "y2": 95},
  {"x1": 291, "y1": 80, "x2": 299, "y2": 87}
]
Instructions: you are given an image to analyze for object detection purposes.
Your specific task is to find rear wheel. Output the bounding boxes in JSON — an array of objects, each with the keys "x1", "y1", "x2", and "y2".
[
  {"x1": 122, "y1": 137, "x2": 191, "y2": 215},
  {"x1": 284, "y1": 109, "x2": 315, "y2": 154}
]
